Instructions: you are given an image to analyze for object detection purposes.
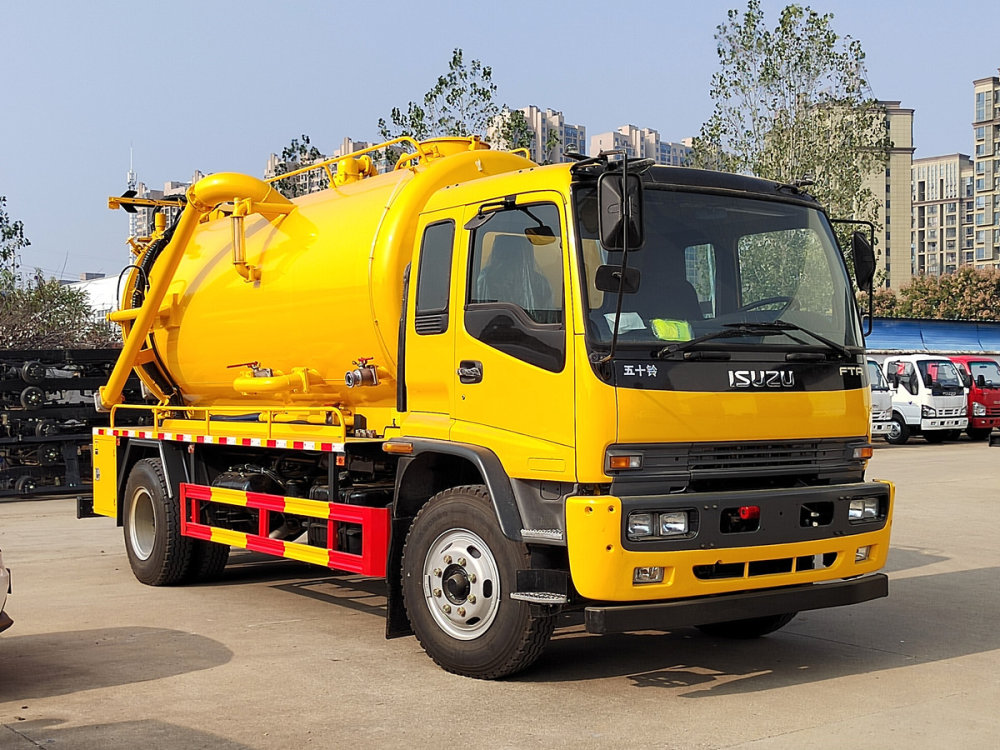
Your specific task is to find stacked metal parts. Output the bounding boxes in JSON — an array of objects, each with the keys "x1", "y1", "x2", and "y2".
[{"x1": 0, "y1": 350, "x2": 144, "y2": 497}]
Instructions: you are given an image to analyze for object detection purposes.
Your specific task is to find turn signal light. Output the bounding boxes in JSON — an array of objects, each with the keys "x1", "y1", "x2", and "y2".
[{"x1": 608, "y1": 454, "x2": 642, "y2": 470}]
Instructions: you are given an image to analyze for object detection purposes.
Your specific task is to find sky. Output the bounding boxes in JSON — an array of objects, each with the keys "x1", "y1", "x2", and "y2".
[{"x1": 1, "y1": 0, "x2": 996, "y2": 281}]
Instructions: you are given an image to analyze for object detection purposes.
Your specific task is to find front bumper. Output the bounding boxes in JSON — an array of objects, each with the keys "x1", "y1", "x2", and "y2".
[
  {"x1": 970, "y1": 416, "x2": 1000, "y2": 430},
  {"x1": 585, "y1": 574, "x2": 887, "y2": 634},
  {"x1": 871, "y1": 420, "x2": 893, "y2": 436},
  {"x1": 565, "y1": 481, "x2": 893, "y2": 602},
  {"x1": 921, "y1": 417, "x2": 967, "y2": 431}
]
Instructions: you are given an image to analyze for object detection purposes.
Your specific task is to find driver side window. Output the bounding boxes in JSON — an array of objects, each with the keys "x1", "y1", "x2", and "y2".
[{"x1": 465, "y1": 202, "x2": 565, "y2": 372}]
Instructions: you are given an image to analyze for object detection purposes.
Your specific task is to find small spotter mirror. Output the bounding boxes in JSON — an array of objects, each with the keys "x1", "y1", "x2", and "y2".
[{"x1": 595, "y1": 264, "x2": 641, "y2": 294}]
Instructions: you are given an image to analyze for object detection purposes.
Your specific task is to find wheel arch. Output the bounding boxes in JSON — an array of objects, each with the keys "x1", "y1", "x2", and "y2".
[{"x1": 116, "y1": 439, "x2": 190, "y2": 525}]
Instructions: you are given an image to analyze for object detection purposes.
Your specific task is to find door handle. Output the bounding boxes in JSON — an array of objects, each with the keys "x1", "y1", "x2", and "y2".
[{"x1": 457, "y1": 360, "x2": 484, "y2": 384}]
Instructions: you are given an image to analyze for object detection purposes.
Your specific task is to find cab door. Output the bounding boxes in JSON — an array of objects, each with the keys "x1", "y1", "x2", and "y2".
[
  {"x1": 402, "y1": 210, "x2": 461, "y2": 440},
  {"x1": 451, "y1": 193, "x2": 576, "y2": 477}
]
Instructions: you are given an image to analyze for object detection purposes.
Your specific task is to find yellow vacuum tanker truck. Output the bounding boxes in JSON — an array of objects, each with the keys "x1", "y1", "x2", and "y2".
[{"x1": 85, "y1": 136, "x2": 893, "y2": 678}]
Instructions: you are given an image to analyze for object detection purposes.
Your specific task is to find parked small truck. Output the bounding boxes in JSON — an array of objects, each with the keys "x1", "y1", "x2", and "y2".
[
  {"x1": 867, "y1": 359, "x2": 893, "y2": 438},
  {"x1": 882, "y1": 354, "x2": 968, "y2": 444},
  {"x1": 83, "y1": 136, "x2": 893, "y2": 678},
  {"x1": 949, "y1": 355, "x2": 1000, "y2": 441}
]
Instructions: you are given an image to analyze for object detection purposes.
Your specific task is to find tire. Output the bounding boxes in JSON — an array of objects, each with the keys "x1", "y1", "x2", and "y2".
[
  {"x1": 924, "y1": 431, "x2": 945, "y2": 444},
  {"x1": 14, "y1": 475, "x2": 37, "y2": 494},
  {"x1": 401, "y1": 485, "x2": 555, "y2": 679},
  {"x1": 21, "y1": 361, "x2": 45, "y2": 384},
  {"x1": 123, "y1": 458, "x2": 193, "y2": 585},
  {"x1": 19, "y1": 386, "x2": 45, "y2": 409},
  {"x1": 967, "y1": 427, "x2": 992, "y2": 441},
  {"x1": 943, "y1": 429, "x2": 962, "y2": 441},
  {"x1": 696, "y1": 612, "x2": 797, "y2": 639},
  {"x1": 36, "y1": 444, "x2": 62, "y2": 465},
  {"x1": 185, "y1": 539, "x2": 230, "y2": 583},
  {"x1": 34, "y1": 419, "x2": 59, "y2": 437},
  {"x1": 885, "y1": 414, "x2": 909, "y2": 445}
]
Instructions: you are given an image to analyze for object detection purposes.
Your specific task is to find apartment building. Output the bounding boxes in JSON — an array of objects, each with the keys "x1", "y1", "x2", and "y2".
[
  {"x1": 863, "y1": 101, "x2": 913, "y2": 289},
  {"x1": 972, "y1": 72, "x2": 1000, "y2": 269},
  {"x1": 589, "y1": 125, "x2": 692, "y2": 166},
  {"x1": 513, "y1": 106, "x2": 587, "y2": 164},
  {"x1": 129, "y1": 171, "x2": 206, "y2": 239},
  {"x1": 911, "y1": 154, "x2": 975, "y2": 276}
]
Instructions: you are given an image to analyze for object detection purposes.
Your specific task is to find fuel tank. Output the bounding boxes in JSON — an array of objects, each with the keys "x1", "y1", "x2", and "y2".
[{"x1": 120, "y1": 140, "x2": 532, "y2": 409}]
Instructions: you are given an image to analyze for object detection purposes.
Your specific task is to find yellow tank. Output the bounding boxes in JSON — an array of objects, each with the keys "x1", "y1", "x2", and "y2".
[{"x1": 106, "y1": 138, "x2": 533, "y2": 411}]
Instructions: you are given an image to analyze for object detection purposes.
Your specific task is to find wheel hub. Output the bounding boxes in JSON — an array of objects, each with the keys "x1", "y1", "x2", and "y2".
[{"x1": 422, "y1": 529, "x2": 501, "y2": 641}]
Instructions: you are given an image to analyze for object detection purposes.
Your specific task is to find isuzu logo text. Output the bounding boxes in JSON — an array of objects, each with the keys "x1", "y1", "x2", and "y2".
[{"x1": 728, "y1": 370, "x2": 795, "y2": 388}]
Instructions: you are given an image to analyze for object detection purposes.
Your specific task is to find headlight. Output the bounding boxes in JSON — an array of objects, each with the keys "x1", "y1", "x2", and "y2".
[
  {"x1": 974, "y1": 401, "x2": 986, "y2": 416},
  {"x1": 849, "y1": 497, "x2": 882, "y2": 522},
  {"x1": 627, "y1": 510, "x2": 691, "y2": 540},
  {"x1": 921, "y1": 405, "x2": 937, "y2": 418}
]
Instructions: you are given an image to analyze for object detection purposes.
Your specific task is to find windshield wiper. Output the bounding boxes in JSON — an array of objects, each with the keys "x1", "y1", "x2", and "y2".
[
  {"x1": 657, "y1": 320, "x2": 854, "y2": 360},
  {"x1": 657, "y1": 323, "x2": 785, "y2": 359}
]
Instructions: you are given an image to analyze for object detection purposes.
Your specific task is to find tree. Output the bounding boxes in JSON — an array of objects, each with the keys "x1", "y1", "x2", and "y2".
[
  {"x1": 0, "y1": 195, "x2": 29, "y2": 291},
  {"x1": 691, "y1": 1, "x2": 891, "y2": 275},
  {"x1": 858, "y1": 268, "x2": 1000, "y2": 321},
  {"x1": 270, "y1": 134, "x2": 325, "y2": 198},
  {"x1": 378, "y1": 49, "x2": 528, "y2": 165},
  {"x1": 0, "y1": 198, "x2": 119, "y2": 348},
  {"x1": 379, "y1": 49, "x2": 500, "y2": 143}
]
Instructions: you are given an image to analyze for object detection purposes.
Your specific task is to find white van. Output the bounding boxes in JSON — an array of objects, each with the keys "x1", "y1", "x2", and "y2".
[
  {"x1": 867, "y1": 358, "x2": 893, "y2": 438},
  {"x1": 882, "y1": 355, "x2": 968, "y2": 444}
]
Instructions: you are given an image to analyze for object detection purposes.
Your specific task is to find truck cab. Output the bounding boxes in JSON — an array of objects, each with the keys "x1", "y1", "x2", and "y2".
[
  {"x1": 867, "y1": 358, "x2": 892, "y2": 438},
  {"x1": 949, "y1": 355, "x2": 1000, "y2": 441},
  {"x1": 882, "y1": 354, "x2": 967, "y2": 444}
]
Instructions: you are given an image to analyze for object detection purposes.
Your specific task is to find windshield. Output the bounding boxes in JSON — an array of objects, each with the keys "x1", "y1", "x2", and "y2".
[
  {"x1": 867, "y1": 360, "x2": 888, "y2": 390},
  {"x1": 969, "y1": 360, "x2": 1000, "y2": 387},
  {"x1": 917, "y1": 360, "x2": 963, "y2": 389},
  {"x1": 574, "y1": 186, "x2": 862, "y2": 353}
]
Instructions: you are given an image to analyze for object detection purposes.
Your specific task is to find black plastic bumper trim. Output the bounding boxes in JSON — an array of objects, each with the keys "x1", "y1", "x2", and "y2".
[{"x1": 584, "y1": 573, "x2": 888, "y2": 634}]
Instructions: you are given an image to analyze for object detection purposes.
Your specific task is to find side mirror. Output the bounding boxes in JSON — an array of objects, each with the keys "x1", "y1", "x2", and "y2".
[
  {"x1": 888, "y1": 372, "x2": 899, "y2": 388},
  {"x1": 598, "y1": 172, "x2": 644, "y2": 251},
  {"x1": 923, "y1": 373, "x2": 934, "y2": 387},
  {"x1": 977, "y1": 374, "x2": 986, "y2": 388},
  {"x1": 595, "y1": 264, "x2": 640, "y2": 294},
  {"x1": 852, "y1": 231, "x2": 875, "y2": 293}
]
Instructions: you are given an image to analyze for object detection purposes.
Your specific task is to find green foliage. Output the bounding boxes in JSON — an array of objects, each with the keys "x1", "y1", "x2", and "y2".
[
  {"x1": 691, "y1": 0, "x2": 891, "y2": 277},
  {"x1": 0, "y1": 195, "x2": 29, "y2": 291},
  {"x1": 491, "y1": 106, "x2": 534, "y2": 152},
  {"x1": 0, "y1": 272, "x2": 120, "y2": 349},
  {"x1": 859, "y1": 268, "x2": 1000, "y2": 321},
  {"x1": 271, "y1": 134, "x2": 324, "y2": 198},
  {"x1": 379, "y1": 49, "x2": 499, "y2": 143},
  {"x1": 0, "y1": 196, "x2": 118, "y2": 348}
]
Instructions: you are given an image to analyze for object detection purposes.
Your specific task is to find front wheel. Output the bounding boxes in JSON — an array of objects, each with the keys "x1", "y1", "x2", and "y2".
[
  {"x1": 924, "y1": 430, "x2": 945, "y2": 444},
  {"x1": 967, "y1": 427, "x2": 992, "y2": 441},
  {"x1": 885, "y1": 414, "x2": 909, "y2": 445},
  {"x1": 123, "y1": 458, "x2": 193, "y2": 585},
  {"x1": 696, "y1": 612, "x2": 797, "y2": 639},
  {"x1": 402, "y1": 485, "x2": 554, "y2": 679}
]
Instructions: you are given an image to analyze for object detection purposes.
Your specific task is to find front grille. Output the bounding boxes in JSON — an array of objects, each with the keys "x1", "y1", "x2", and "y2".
[
  {"x1": 934, "y1": 407, "x2": 963, "y2": 417},
  {"x1": 986, "y1": 405, "x2": 1000, "y2": 417},
  {"x1": 613, "y1": 438, "x2": 865, "y2": 488},
  {"x1": 693, "y1": 553, "x2": 837, "y2": 580}
]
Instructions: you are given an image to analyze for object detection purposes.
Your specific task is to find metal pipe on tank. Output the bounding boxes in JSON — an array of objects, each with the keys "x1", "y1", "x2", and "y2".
[{"x1": 98, "y1": 174, "x2": 293, "y2": 411}]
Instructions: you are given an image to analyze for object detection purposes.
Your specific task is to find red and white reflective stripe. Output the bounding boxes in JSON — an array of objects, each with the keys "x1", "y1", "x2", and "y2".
[{"x1": 92, "y1": 427, "x2": 344, "y2": 452}]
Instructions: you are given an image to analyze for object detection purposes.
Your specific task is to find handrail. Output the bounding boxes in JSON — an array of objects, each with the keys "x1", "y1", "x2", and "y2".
[
  {"x1": 109, "y1": 403, "x2": 351, "y2": 443},
  {"x1": 266, "y1": 136, "x2": 430, "y2": 186}
]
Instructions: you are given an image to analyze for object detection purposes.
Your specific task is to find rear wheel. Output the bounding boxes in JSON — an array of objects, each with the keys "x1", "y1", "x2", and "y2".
[
  {"x1": 967, "y1": 427, "x2": 992, "y2": 441},
  {"x1": 696, "y1": 612, "x2": 797, "y2": 639},
  {"x1": 885, "y1": 414, "x2": 909, "y2": 445},
  {"x1": 402, "y1": 485, "x2": 554, "y2": 679},
  {"x1": 123, "y1": 458, "x2": 193, "y2": 585},
  {"x1": 185, "y1": 540, "x2": 230, "y2": 583}
]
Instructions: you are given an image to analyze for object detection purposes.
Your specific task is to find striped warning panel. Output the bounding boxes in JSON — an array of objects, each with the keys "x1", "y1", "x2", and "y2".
[
  {"x1": 179, "y1": 483, "x2": 389, "y2": 577},
  {"x1": 92, "y1": 427, "x2": 345, "y2": 453}
]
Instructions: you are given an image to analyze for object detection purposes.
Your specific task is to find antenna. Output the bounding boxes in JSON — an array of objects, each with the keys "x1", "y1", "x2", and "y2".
[{"x1": 126, "y1": 145, "x2": 139, "y2": 243}]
